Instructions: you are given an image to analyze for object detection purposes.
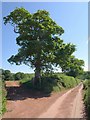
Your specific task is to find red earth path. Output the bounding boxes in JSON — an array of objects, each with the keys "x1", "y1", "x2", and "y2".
[{"x1": 3, "y1": 81, "x2": 86, "y2": 118}]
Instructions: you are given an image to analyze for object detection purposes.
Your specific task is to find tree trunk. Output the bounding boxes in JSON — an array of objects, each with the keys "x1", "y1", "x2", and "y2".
[
  {"x1": 33, "y1": 63, "x2": 41, "y2": 86},
  {"x1": 33, "y1": 49, "x2": 41, "y2": 86},
  {"x1": 35, "y1": 68, "x2": 41, "y2": 82}
]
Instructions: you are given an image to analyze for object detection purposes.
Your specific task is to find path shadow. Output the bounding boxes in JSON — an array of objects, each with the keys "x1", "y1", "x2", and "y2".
[{"x1": 6, "y1": 81, "x2": 51, "y2": 101}]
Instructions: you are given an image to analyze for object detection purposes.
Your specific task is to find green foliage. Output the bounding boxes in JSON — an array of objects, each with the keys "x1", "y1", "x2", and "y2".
[
  {"x1": 0, "y1": 69, "x2": 14, "y2": 81},
  {"x1": 61, "y1": 56, "x2": 84, "y2": 78},
  {"x1": 14, "y1": 72, "x2": 25, "y2": 80},
  {"x1": 3, "y1": 8, "x2": 64, "y2": 69},
  {"x1": 56, "y1": 74, "x2": 80, "y2": 88},
  {"x1": 0, "y1": 68, "x2": 34, "y2": 82},
  {"x1": 83, "y1": 80, "x2": 90, "y2": 117},
  {"x1": 78, "y1": 71, "x2": 90, "y2": 80},
  {"x1": 20, "y1": 73, "x2": 34, "y2": 84},
  {"x1": 0, "y1": 81, "x2": 7, "y2": 115},
  {"x1": 3, "y1": 8, "x2": 81, "y2": 83},
  {"x1": 40, "y1": 75, "x2": 59, "y2": 93},
  {"x1": 20, "y1": 73, "x2": 81, "y2": 93},
  {"x1": 24, "y1": 73, "x2": 34, "y2": 80}
]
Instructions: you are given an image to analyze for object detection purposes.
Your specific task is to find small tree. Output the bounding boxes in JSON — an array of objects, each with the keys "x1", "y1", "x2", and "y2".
[{"x1": 3, "y1": 8, "x2": 76, "y2": 85}]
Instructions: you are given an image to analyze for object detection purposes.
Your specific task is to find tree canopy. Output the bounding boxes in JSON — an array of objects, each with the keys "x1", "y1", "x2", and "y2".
[
  {"x1": 60, "y1": 56, "x2": 84, "y2": 77},
  {"x1": 3, "y1": 8, "x2": 84, "y2": 83}
]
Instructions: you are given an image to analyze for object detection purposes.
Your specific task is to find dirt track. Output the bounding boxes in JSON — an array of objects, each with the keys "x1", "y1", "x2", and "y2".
[{"x1": 3, "y1": 82, "x2": 85, "y2": 118}]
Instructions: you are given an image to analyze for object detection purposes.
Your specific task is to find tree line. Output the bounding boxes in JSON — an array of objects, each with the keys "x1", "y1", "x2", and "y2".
[
  {"x1": 0, "y1": 69, "x2": 34, "y2": 81},
  {"x1": 0, "y1": 69, "x2": 90, "y2": 81}
]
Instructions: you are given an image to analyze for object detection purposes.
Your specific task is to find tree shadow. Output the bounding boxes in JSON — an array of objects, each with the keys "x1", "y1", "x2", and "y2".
[{"x1": 6, "y1": 80, "x2": 52, "y2": 101}]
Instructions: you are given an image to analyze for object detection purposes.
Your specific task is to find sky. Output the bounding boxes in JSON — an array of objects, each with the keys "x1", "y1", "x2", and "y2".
[
  {"x1": 2, "y1": 2, "x2": 88, "y2": 73},
  {"x1": 88, "y1": 2, "x2": 90, "y2": 71}
]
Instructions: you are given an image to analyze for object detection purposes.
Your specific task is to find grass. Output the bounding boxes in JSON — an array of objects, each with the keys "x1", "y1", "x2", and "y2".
[{"x1": 20, "y1": 73, "x2": 34, "y2": 84}]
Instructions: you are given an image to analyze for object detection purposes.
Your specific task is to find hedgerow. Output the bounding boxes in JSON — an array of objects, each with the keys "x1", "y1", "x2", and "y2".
[
  {"x1": 0, "y1": 81, "x2": 7, "y2": 116},
  {"x1": 83, "y1": 80, "x2": 90, "y2": 118}
]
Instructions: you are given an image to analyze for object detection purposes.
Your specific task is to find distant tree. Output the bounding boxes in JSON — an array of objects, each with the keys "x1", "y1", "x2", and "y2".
[
  {"x1": 3, "y1": 70, "x2": 14, "y2": 80},
  {"x1": 61, "y1": 56, "x2": 84, "y2": 77},
  {"x1": 14, "y1": 72, "x2": 24, "y2": 80},
  {"x1": 3, "y1": 8, "x2": 79, "y2": 85}
]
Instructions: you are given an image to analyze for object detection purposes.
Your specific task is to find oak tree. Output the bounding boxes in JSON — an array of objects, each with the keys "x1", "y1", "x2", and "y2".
[{"x1": 3, "y1": 8, "x2": 76, "y2": 84}]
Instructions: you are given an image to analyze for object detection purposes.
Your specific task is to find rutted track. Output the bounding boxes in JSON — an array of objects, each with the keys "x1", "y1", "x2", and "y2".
[
  {"x1": 38, "y1": 83, "x2": 85, "y2": 118},
  {"x1": 3, "y1": 82, "x2": 85, "y2": 118}
]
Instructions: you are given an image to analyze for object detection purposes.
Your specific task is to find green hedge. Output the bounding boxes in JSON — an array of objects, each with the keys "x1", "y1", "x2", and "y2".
[
  {"x1": 56, "y1": 74, "x2": 80, "y2": 88},
  {"x1": 40, "y1": 74, "x2": 81, "y2": 93},
  {"x1": 0, "y1": 81, "x2": 7, "y2": 116},
  {"x1": 20, "y1": 73, "x2": 81, "y2": 93},
  {"x1": 83, "y1": 80, "x2": 90, "y2": 118}
]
